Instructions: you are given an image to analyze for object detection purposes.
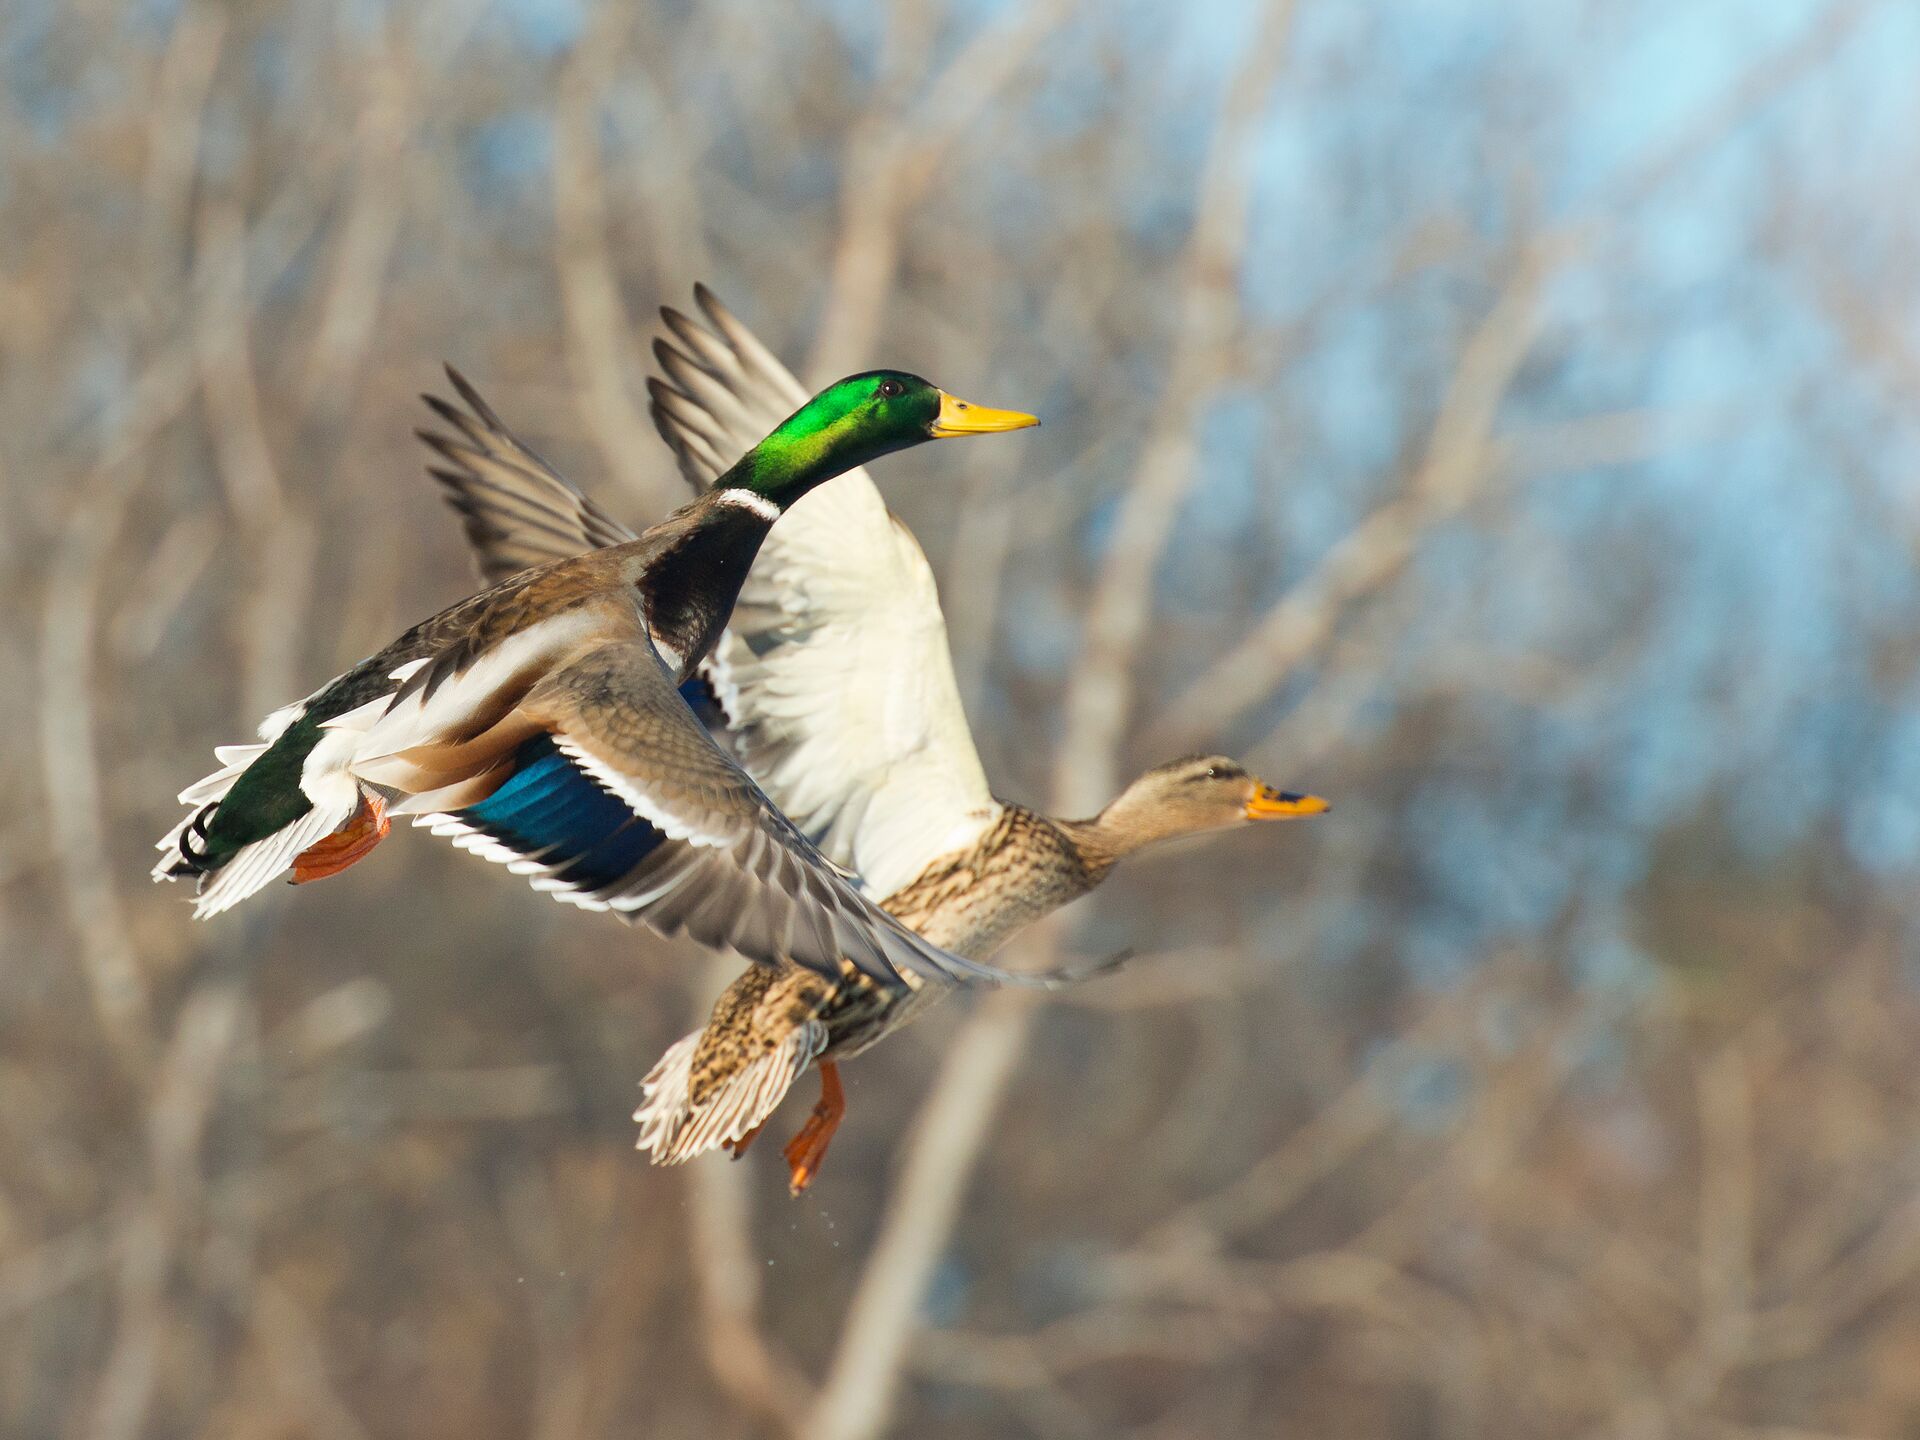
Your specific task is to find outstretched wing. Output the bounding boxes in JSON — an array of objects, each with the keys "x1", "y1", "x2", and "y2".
[
  {"x1": 396, "y1": 632, "x2": 1072, "y2": 991},
  {"x1": 419, "y1": 366, "x2": 637, "y2": 584},
  {"x1": 647, "y1": 287, "x2": 1000, "y2": 898}
]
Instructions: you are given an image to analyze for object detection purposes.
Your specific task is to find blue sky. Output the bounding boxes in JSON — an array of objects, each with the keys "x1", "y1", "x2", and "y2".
[{"x1": 1021, "y1": 0, "x2": 1920, "y2": 974}]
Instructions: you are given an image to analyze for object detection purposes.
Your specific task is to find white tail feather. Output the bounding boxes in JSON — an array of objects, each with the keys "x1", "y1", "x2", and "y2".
[
  {"x1": 188, "y1": 798, "x2": 356, "y2": 919},
  {"x1": 155, "y1": 656, "x2": 428, "y2": 911},
  {"x1": 151, "y1": 741, "x2": 277, "y2": 880}
]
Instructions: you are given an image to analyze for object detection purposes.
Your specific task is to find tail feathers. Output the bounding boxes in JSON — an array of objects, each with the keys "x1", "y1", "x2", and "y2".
[
  {"x1": 154, "y1": 662, "x2": 418, "y2": 917},
  {"x1": 633, "y1": 1021, "x2": 827, "y2": 1165},
  {"x1": 152, "y1": 745, "x2": 357, "y2": 918},
  {"x1": 632, "y1": 1032, "x2": 702, "y2": 1159},
  {"x1": 151, "y1": 744, "x2": 270, "y2": 882},
  {"x1": 189, "y1": 800, "x2": 353, "y2": 918}
]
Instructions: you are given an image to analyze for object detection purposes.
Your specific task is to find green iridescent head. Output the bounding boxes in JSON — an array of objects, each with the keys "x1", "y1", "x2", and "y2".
[{"x1": 720, "y1": 370, "x2": 1039, "y2": 505}]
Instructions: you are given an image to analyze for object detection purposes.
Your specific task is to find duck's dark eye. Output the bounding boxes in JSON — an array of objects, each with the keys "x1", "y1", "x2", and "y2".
[{"x1": 878, "y1": 379, "x2": 904, "y2": 399}]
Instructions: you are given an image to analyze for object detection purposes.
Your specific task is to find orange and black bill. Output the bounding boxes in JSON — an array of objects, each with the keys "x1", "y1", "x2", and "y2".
[{"x1": 1243, "y1": 784, "x2": 1329, "y2": 821}]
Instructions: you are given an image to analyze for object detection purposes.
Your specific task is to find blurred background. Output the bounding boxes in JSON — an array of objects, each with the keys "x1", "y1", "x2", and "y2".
[{"x1": 6, "y1": 0, "x2": 1920, "y2": 1435}]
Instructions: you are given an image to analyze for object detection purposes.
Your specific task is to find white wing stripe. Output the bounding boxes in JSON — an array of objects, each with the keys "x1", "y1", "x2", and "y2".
[{"x1": 415, "y1": 812, "x2": 617, "y2": 913}]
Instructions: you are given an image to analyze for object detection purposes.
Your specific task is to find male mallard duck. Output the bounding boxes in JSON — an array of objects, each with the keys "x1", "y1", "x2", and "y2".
[
  {"x1": 153, "y1": 367, "x2": 1071, "y2": 998},
  {"x1": 423, "y1": 288, "x2": 1329, "y2": 1192}
]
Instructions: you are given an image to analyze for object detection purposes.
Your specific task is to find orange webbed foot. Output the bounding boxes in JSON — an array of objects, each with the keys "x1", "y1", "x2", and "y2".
[
  {"x1": 781, "y1": 1061, "x2": 845, "y2": 1196},
  {"x1": 292, "y1": 792, "x2": 390, "y2": 885}
]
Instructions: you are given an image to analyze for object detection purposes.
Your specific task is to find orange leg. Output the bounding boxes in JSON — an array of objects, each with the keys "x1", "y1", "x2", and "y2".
[
  {"x1": 781, "y1": 1061, "x2": 845, "y2": 1196},
  {"x1": 292, "y1": 792, "x2": 390, "y2": 885},
  {"x1": 725, "y1": 1119, "x2": 767, "y2": 1160}
]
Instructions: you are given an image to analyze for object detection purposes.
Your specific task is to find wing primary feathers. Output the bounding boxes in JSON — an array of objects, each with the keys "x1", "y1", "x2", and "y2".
[
  {"x1": 419, "y1": 393, "x2": 481, "y2": 442},
  {"x1": 425, "y1": 467, "x2": 600, "y2": 549},
  {"x1": 444, "y1": 364, "x2": 505, "y2": 429},
  {"x1": 416, "y1": 367, "x2": 637, "y2": 581},
  {"x1": 694, "y1": 286, "x2": 809, "y2": 404}
]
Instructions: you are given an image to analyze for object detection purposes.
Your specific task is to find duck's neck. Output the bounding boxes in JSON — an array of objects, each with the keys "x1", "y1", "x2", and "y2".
[
  {"x1": 635, "y1": 437, "x2": 861, "y2": 681},
  {"x1": 1057, "y1": 815, "x2": 1163, "y2": 887},
  {"x1": 633, "y1": 497, "x2": 776, "y2": 681},
  {"x1": 1058, "y1": 793, "x2": 1191, "y2": 874},
  {"x1": 717, "y1": 400, "x2": 912, "y2": 509},
  {"x1": 715, "y1": 429, "x2": 839, "y2": 508}
]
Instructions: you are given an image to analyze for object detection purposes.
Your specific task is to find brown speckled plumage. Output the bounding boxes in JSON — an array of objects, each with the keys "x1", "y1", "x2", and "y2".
[
  {"x1": 689, "y1": 966, "x2": 830, "y2": 1108},
  {"x1": 887, "y1": 805, "x2": 1112, "y2": 954},
  {"x1": 675, "y1": 804, "x2": 1129, "y2": 1112}
]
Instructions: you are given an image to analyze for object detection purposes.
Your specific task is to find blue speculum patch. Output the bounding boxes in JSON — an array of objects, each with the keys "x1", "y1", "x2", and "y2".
[{"x1": 461, "y1": 734, "x2": 666, "y2": 893}]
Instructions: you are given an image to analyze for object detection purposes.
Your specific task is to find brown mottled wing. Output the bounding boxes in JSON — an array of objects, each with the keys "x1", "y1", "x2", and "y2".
[
  {"x1": 506, "y1": 637, "x2": 1082, "y2": 991},
  {"x1": 419, "y1": 366, "x2": 636, "y2": 583}
]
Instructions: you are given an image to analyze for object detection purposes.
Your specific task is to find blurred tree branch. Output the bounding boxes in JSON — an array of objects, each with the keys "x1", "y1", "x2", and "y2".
[
  {"x1": 1058, "y1": 0, "x2": 1300, "y2": 802},
  {"x1": 808, "y1": 0, "x2": 1079, "y2": 376},
  {"x1": 556, "y1": 15, "x2": 681, "y2": 517},
  {"x1": 1143, "y1": 236, "x2": 1562, "y2": 755}
]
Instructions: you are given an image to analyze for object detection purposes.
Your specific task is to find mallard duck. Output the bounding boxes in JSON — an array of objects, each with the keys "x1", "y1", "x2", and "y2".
[
  {"x1": 152, "y1": 366, "x2": 1076, "y2": 998},
  {"x1": 422, "y1": 288, "x2": 1329, "y2": 1192}
]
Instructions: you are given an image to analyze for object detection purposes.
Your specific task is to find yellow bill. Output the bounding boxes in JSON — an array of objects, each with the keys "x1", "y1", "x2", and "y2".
[{"x1": 931, "y1": 391, "x2": 1040, "y2": 437}]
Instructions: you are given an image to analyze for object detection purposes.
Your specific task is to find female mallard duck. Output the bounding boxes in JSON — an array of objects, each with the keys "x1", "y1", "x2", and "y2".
[
  {"x1": 423, "y1": 287, "x2": 1329, "y2": 1192},
  {"x1": 152, "y1": 367, "x2": 1071, "y2": 999}
]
